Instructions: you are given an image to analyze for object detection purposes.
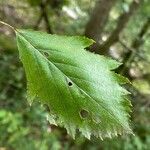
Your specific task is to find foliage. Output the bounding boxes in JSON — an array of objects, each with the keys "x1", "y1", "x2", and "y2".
[
  {"x1": 16, "y1": 29, "x2": 131, "y2": 139},
  {"x1": 0, "y1": 0, "x2": 150, "y2": 149},
  {"x1": 0, "y1": 52, "x2": 149, "y2": 150}
]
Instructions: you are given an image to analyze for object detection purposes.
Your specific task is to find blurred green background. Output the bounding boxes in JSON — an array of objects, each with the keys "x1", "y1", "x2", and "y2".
[{"x1": 0, "y1": 0, "x2": 150, "y2": 149}]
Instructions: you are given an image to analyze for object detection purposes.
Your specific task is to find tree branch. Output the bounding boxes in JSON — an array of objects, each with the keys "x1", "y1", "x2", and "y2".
[
  {"x1": 119, "y1": 17, "x2": 150, "y2": 79},
  {"x1": 119, "y1": 40, "x2": 133, "y2": 52},
  {"x1": 34, "y1": 12, "x2": 43, "y2": 30},
  {"x1": 35, "y1": 0, "x2": 53, "y2": 33},
  {"x1": 84, "y1": 0, "x2": 117, "y2": 53},
  {"x1": 99, "y1": 0, "x2": 141, "y2": 54}
]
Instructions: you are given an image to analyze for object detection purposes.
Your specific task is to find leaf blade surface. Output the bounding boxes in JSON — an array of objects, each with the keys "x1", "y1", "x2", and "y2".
[{"x1": 16, "y1": 30, "x2": 132, "y2": 139}]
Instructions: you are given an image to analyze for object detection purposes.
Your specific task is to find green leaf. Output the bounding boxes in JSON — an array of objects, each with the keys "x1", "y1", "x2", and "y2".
[{"x1": 16, "y1": 29, "x2": 132, "y2": 139}]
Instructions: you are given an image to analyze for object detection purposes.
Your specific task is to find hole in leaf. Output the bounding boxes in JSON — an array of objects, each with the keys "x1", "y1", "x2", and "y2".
[
  {"x1": 80, "y1": 109, "x2": 89, "y2": 119},
  {"x1": 43, "y1": 52, "x2": 49, "y2": 57},
  {"x1": 68, "y1": 81, "x2": 73, "y2": 86},
  {"x1": 43, "y1": 104, "x2": 51, "y2": 112}
]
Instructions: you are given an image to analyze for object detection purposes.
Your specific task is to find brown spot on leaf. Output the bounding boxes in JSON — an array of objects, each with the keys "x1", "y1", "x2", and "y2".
[{"x1": 80, "y1": 109, "x2": 89, "y2": 118}]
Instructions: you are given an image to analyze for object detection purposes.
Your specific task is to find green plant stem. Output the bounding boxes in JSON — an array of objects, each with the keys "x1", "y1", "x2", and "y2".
[{"x1": 0, "y1": 21, "x2": 16, "y2": 32}]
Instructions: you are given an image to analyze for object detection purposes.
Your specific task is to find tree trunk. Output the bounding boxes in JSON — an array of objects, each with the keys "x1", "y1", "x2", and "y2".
[
  {"x1": 85, "y1": 0, "x2": 117, "y2": 53},
  {"x1": 99, "y1": 0, "x2": 140, "y2": 53}
]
